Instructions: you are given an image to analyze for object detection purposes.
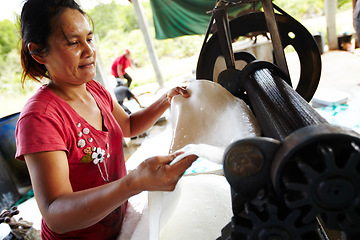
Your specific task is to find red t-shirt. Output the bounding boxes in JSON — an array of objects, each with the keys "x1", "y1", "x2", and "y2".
[
  {"x1": 111, "y1": 54, "x2": 132, "y2": 77},
  {"x1": 16, "y1": 80, "x2": 127, "y2": 239}
]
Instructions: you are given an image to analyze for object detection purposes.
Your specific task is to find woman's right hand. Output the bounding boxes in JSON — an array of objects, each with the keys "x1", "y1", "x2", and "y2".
[{"x1": 131, "y1": 152, "x2": 198, "y2": 192}]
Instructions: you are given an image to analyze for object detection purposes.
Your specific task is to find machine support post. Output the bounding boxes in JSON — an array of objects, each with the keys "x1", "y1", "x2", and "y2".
[
  {"x1": 213, "y1": 1, "x2": 236, "y2": 69},
  {"x1": 261, "y1": 0, "x2": 290, "y2": 82}
]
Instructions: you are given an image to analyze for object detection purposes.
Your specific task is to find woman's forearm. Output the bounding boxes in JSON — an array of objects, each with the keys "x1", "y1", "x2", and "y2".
[
  {"x1": 127, "y1": 93, "x2": 170, "y2": 137},
  {"x1": 43, "y1": 173, "x2": 141, "y2": 234}
]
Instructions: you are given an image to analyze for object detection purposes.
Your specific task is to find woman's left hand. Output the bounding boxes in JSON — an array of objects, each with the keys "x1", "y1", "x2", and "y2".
[{"x1": 166, "y1": 86, "x2": 190, "y2": 104}]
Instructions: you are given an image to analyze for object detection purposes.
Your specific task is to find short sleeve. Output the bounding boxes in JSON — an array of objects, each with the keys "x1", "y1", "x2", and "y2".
[{"x1": 15, "y1": 113, "x2": 68, "y2": 161}]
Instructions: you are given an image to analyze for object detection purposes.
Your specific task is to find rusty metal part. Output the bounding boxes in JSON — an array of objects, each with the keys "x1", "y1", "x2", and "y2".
[{"x1": 0, "y1": 207, "x2": 19, "y2": 224}]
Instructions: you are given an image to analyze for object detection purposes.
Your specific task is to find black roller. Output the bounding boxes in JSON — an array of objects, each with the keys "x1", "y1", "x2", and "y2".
[{"x1": 240, "y1": 60, "x2": 327, "y2": 141}]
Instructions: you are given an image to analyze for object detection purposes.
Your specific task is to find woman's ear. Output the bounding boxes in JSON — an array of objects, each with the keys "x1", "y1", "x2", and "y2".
[{"x1": 27, "y1": 42, "x2": 46, "y2": 64}]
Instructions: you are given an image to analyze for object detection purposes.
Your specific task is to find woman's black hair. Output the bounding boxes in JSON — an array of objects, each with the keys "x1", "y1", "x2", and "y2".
[{"x1": 20, "y1": 0, "x2": 89, "y2": 85}]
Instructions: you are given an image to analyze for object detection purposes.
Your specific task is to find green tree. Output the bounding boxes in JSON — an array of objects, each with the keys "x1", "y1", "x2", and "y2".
[
  {"x1": 0, "y1": 19, "x2": 20, "y2": 58},
  {"x1": 87, "y1": 0, "x2": 139, "y2": 40},
  {"x1": 274, "y1": 0, "x2": 324, "y2": 19},
  {"x1": 275, "y1": 0, "x2": 352, "y2": 20}
]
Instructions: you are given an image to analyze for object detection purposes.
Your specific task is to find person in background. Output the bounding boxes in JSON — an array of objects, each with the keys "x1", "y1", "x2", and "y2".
[
  {"x1": 15, "y1": 0, "x2": 197, "y2": 239},
  {"x1": 114, "y1": 85, "x2": 143, "y2": 114},
  {"x1": 111, "y1": 49, "x2": 134, "y2": 88}
]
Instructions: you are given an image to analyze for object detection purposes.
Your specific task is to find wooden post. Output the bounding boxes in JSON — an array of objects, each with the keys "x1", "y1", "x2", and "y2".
[
  {"x1": 324, "y1": 0, "x2": 338, "y2": 50},
  {"x1": 132, "y1": 0, "x2": 165, "y2": 88}
]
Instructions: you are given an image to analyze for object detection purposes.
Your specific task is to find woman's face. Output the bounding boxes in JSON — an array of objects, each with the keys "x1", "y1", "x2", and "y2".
[{"x1": 43, "y1": 8, "x2": 96, "y2": 85}]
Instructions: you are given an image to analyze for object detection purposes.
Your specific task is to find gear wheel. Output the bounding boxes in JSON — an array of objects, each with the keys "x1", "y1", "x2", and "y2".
[
  {"x1": 232, "y1": 198, "x2": 319, "y2": 240},
  {"x1": 281, "y1": 141, "x2": 360, "y2": 234}
]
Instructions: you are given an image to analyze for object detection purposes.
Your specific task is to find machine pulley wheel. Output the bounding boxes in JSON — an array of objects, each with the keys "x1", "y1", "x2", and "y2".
[{"x1": 196, "y1": 12, "x2": 321, "y2": 102}]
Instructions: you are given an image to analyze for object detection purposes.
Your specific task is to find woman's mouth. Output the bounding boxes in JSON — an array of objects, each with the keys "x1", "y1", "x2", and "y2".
[{"x1": 79, "y1": 62, "x2": 95, "y2": 68}]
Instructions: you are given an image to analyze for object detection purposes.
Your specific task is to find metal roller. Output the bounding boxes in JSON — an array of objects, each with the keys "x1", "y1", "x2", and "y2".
[{"x1": 240, "y1": 60, "x2": 327, "y2": 141}]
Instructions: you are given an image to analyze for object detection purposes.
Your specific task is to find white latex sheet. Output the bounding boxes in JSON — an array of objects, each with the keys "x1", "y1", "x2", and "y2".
[
  {"x1": 169, "y1": 80, "x2": 261, "y2": 153},
  {"x1": 121, "y1": 80, "x2": 261, "y2": 240}
]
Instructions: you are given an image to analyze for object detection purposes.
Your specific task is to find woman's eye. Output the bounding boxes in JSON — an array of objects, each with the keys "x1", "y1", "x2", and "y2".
[{"x1": 68, "y1": 42, "x2": 78, "y2": 46}]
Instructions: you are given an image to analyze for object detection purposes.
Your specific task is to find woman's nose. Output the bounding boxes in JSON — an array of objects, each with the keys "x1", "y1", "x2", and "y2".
[{"x1": 83, "y1": 42, "x2": 95, "y2": 58}]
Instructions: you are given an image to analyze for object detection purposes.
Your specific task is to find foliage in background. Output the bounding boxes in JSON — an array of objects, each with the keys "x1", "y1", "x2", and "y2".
[
  {"x1": 0, "y1": 19, "x2": 26, "y2": 97},
  {"x1": 275, "y1": 0, "x2": 351, "y2": 19},
  {"x1": 0, "y1": 20, "x2": 19, "y2": 56},
  {"x1": 87, "y1": 0, "x2": 204, "y2": 80},
  {"x1": 88, "y1": 1, "x2": 140, "y2": 39},
  {"x1": 0, "y1": 0, "x2": 353, "y2": 95},
  {"x1": 274, "y1": 0, "x2": 324, "y2": 19}
]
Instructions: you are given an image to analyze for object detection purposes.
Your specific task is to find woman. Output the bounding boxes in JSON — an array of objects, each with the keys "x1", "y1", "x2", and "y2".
[{"x1": 15, "y1": 0, "x2": 197, "y2": 239}]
